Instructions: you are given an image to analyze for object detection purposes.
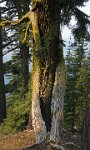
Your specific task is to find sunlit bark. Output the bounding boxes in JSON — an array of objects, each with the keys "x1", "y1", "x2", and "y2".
[
  {"x1": 50, "y1": 44, "x2": 66, "y2": 143},
  {"x1": 31, "y1": 0, "x2": 60, "y2": 142},
  {"x1": 31, "y1": 11, "x2": 47, "y2": 142}
]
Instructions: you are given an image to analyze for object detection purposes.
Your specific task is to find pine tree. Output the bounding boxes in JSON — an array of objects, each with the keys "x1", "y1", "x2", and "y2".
[
  {"x1": 65, "y1": 38, "x2": 88, "y2": 130},
  {"x1": 65, "y1": 40, "x2": 76, "y2": 130},
  {"x1": 75, "y1": 53, "x2": 90, "y2": 150}
]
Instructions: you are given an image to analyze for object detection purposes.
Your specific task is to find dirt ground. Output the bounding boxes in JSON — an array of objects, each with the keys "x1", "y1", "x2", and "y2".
[
  {"x1": 0, "y1": 130, "x2": 35, "y2": 150},
  {"x1": 0, "y1": 129, "x2": 81, "y2": 150}
]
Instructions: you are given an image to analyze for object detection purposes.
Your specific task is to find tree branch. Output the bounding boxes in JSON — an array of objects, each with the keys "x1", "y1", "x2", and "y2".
[
  {"x1": 0, "y1": 11, "x2": 31, "y2": 26},
  {"x1": 22, "y1": 21, "x2": 31, "y2": 43},
  {"x1": 3, "y1": 45, "x2": 19, "y2": 56}
]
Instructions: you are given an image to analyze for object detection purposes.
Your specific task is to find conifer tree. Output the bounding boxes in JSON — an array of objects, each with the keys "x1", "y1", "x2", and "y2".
[
  {"x1": 65, "y1": 38, "x2": 88, "y2": 130},
  {"x1": 65, "y1": 41, "x2": 76, "y2": 130},
  {"x1": 0, "y1": 0, "x2": 90, "y2": 144},
  {"x1": 75, "y1": 53, "x2": 90, "y2": 150}
]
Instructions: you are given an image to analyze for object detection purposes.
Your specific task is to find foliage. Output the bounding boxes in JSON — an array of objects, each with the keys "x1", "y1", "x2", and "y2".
[
  {"x1": 75, "y1": 53, "x2": 90, "y2": 127},
  {"x1": 64, "y1": 42, "x2": 77, "y2": 130},
  {"x1": 0, "y1": 90, "x2": 31, "y2": 134},
  {"x1": 64, "y1": 39, "x2": 88, "y2": 130}
]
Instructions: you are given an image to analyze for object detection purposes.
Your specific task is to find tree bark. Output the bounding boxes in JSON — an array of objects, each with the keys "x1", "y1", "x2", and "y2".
[
  {"x1": 81, "y1": 110, "x2": 90, "y2": 150},
  {"x1": 31, "y1": 0, "x2": 60, "y2": 142},
  {"x1": 50, "y1": 43, "x2": 66, "y2": 144},
  {"x1": 31, "y1": 11, "x2": 47, "y2": 143},
  {"x1": 81, "y1": 78, "x2": 90, "y2": 150},
  {"x1": 0, "y1": 7, "x2": 6, "y2": 123}
]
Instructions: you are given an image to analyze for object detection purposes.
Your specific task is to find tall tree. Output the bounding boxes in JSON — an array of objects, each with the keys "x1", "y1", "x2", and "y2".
[
  {"x1": 30, "y1": 0, "x2": 90, "y2": 142},
  {"x1": 31, "y1": 0, "x2": 61, "y2": 142},
  {"x1": 0, "y1": 0, "x2": 90, "y2": 144},
  {"x1": 75, "y1": 51, "x2": 90, "y2": 150},
  {"x1": 13, "y1": 0, "x2": 30, "y2": 92},
  {"x1": 5, "y1": 0, "x2": 30, "y2": 92},
  {"x1": 65, "y1": 39, "x2": 87, "y2": 130},
  {"x1": 64, "y1": 41, "x2": 76, "y2": 130},
  {"x1": 0, "y1": 7, "x2": 6, "y2": 123}
]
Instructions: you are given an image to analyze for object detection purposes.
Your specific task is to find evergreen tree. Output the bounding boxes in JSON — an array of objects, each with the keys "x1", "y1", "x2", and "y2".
[
  {"x1": 75, "y1": 53, "x2": 90, "y2": 150},
  {"x1": 30, "y1": 0, "x2": 90, "y2": 142},
  {"x1": 6, "y1": 0, "x2": 31, "y2": 92},
  {"x1": 0, "y1": 0, "x2": 90, "y2": 144},
  {"x1": 65, "y1": 40, "x2": 76, "y2": 130},
  {"x1": 65, "y1": 39, "x2": 88, "y2": 130}
]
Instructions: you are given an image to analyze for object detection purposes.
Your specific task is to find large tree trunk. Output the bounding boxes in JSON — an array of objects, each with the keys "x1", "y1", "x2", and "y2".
[
  {"x1": 31, "y1": 0, "x2": 60, "y2": 142},
  {"x1": 0, "y1": 8, "x2": 6, "y2": 123},
  {"x1": 81, "y1": 110, "x2": 90, "y2": 150},
  {"x1": 31, "y1": 11, "x2": 48, "y2": 142},
  {"x1": 32, "y1": 56, "x2": 47, "y2": 143},
  {"x1": 50, "y1": 44, "x2": 66, "y2": 144},
  {"x1": 81, "y1": 79, "x2": 90, "y2": 150}
]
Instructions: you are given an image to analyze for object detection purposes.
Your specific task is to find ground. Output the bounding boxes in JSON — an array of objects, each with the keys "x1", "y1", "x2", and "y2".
[
  {"x1": 0, "y1": 130, "x2": 35, "y2": 150},
  {"x1": 0, "y1": 129, "x2": 81, "y2": 150}
]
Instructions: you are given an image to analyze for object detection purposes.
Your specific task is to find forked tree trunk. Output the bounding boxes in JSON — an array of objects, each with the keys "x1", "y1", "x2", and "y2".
[
  {"x1": 50, "y1": 44, "x2": 66, "y2": 144},
  {"x1": 0, "y1": 8, "x2": 6, "y2": 123},
  {"x1": 31, "y1": 0, "x2": 60, "y2": 142}
]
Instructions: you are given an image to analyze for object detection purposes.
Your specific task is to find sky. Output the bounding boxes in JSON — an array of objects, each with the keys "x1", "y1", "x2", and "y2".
[
  {"x1": 3, "y1": 0, "x2": 90, "y2": 62},
  {"x1": 62, "y1": 0, "x2": 90, "y2": 55},
  {"x1": 62, "y1": 0, "x2": 90, "y2": 41}
]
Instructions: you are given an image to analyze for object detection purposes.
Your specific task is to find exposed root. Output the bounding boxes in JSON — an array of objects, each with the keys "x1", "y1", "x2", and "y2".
[
  {"x1": 50, "y1": 143, "x2": 65, "y2": 150},
  {"x1": 22, "y1": 143, "x2": 40, "y2": 150},
  {"x1": 64, "y1": 142, "x2": 80, "y2": 149}
]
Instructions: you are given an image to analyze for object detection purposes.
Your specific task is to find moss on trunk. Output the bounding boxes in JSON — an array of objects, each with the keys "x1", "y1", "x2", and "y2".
[{"x1": 31, "y1": 0, "x2": 61, "y2": 142}]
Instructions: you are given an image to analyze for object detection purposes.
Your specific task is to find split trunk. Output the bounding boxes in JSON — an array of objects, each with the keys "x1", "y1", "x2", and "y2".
[{"x1": 31, "y1": 0, "x2": 65, "y2": 142}]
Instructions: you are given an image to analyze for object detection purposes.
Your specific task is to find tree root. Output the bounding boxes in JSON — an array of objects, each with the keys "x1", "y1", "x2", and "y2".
[
  {"x1": 50, "y1": 143, "x2": 65, "y2": 150},
  {"x1": 64, "y1": 142, "x2": 80, "y2": 149}
]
